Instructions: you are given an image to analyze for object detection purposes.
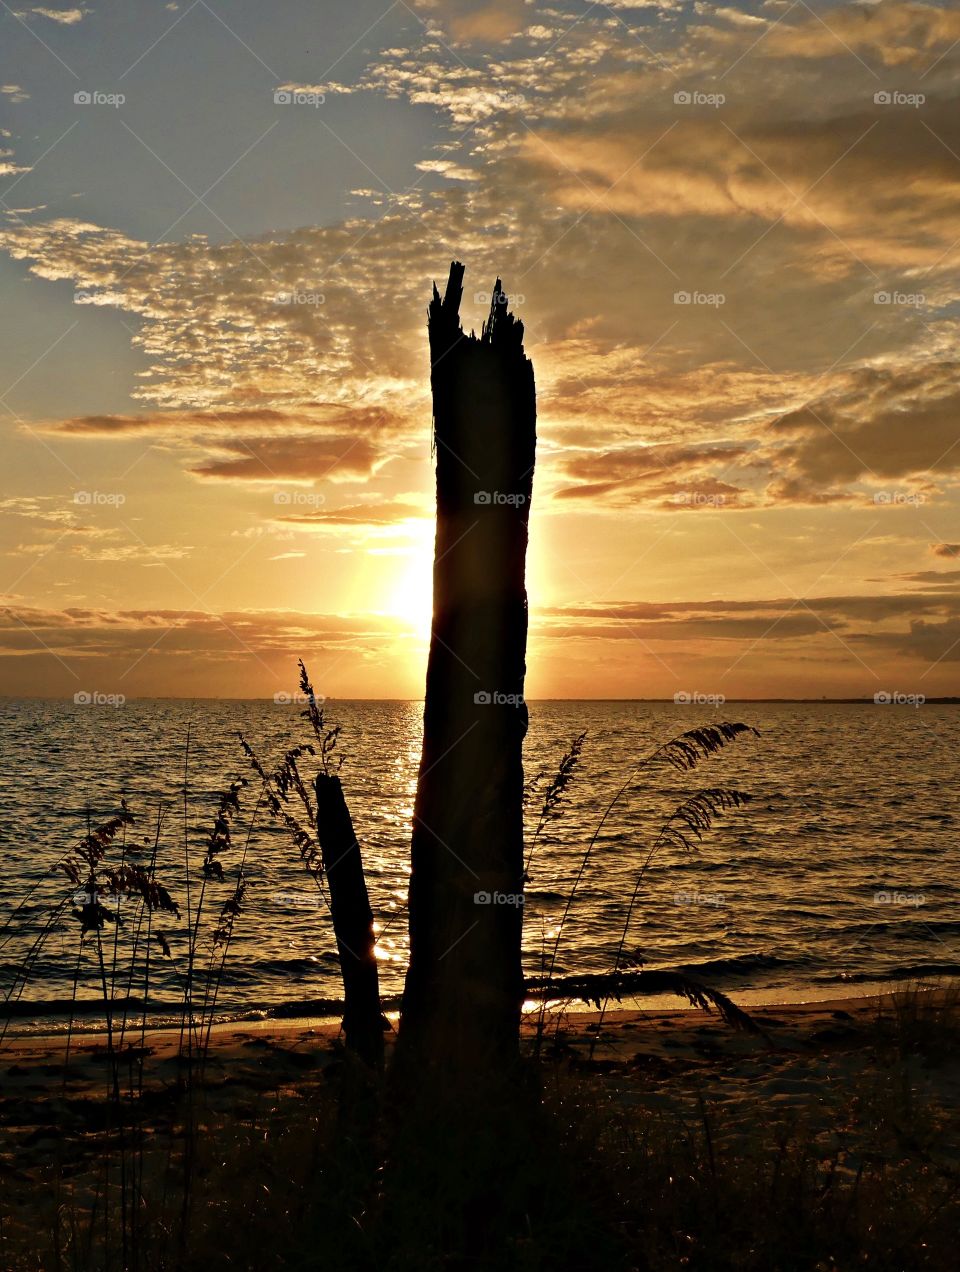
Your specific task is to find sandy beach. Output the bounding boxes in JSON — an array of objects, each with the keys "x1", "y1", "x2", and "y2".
[
  {"x1": 2, "y1": 985, "x2": 958, "y2": 1269},
  {"x1": 3, "y1": 989, "x2": 958, "y2": 1165}
]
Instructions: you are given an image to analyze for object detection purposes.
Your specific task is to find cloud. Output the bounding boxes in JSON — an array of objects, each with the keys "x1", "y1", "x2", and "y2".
[
  {"x1": 769, "y1": 360, "x2": 960, "y2": 488},
  {"x1": 40, "y1": 404, "x2": 412, "y2": 486},
  {"x1": 758, "y1": 2, "x2": 960, "y2": 66},
  {"x1": 18, "y1": 7, "x2": 87, "y2": 23},
  {"x1": 190, "y1": 435, "x2": 388, "y2": 485},
  {"x1": 535, "y1": 588, "x2": 960, "y2": 677},
  {"x1": 517, "y1": 94, "x2": 960, "y2": 278},
  {"x1": 865, "y1": 616, "x2": 960, "y2": 663},
  {"x1": 46, "y1": 403, "x2": 402, "y2": 437},
  {"x1": 551, "y1": 441, "x2": 752, "y2": 507},
  {"x1": 0, "y1": 216, "x2": 447, "y2": 415},
  {"x1": 412, "y1": 0, "x2": 528, "y2": 43},
  {"x1": 274, "y1": 499, "x2": 429, "y2": 528},
  {"x1": 0, "y1": 603, "x2": 422, "y2": 698},
  {"x1": 415, "y1": 158, "x2": 482, "y2": 182},
  {"x1": 4, "y1": 1, "x2": 958, "y2": 508},
  {"x1": 544, "y1": 589, "x2": 960, "y2": 626},
  {"x1": 931, "y1": 543, "x2": 960, "y2": 558}
]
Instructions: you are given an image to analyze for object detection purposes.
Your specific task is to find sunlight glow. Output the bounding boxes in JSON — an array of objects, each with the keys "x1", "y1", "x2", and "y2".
[{"x1": 381, "y1": 520, "x2": 435, "y2": 642}]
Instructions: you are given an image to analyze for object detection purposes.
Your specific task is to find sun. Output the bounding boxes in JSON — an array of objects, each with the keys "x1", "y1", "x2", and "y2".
[{"x1": 383, "y1": 521, "x2": 435, "y2": 642}]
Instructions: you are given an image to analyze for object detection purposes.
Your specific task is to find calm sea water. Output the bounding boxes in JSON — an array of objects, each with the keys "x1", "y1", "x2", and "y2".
[{"x1": 1, "y1": 698, "x2": 958, "y2": 1031}]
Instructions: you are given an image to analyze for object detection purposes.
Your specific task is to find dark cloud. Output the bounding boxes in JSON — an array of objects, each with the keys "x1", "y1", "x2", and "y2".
[
  {"x1": 190, "y1": 436, "x2": 387, "y2": 484},
  {"x1": 768, "y1": 361, "x2": 960, "y2": 487},
  {"x1": 552, "y1": 442, "x2": 751, "y2": 506}
]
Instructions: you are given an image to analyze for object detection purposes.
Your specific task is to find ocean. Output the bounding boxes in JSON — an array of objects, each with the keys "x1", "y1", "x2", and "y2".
[{"x1": 1, "y1": 698, "x2": 958, "y2": 1031}]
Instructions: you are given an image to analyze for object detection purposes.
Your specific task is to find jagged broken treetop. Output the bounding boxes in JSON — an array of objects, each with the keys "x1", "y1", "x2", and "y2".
[{"x1": 429, "y1": 260, "x2": 528, "y2": 354}]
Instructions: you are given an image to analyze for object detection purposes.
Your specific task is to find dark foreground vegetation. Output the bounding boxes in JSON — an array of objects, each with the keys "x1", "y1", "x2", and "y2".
[{"x1": 1, "y1": 983, "x2": 959, "y2": 1271}]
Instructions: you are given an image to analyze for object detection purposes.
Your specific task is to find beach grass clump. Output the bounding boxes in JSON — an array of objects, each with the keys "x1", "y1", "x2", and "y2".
[{"x1": 874, "y1": 979, "x2": 960, "y2": 1062}]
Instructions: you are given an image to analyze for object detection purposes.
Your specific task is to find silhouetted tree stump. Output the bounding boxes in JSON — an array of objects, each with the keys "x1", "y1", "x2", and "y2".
[
  {"x1": 398, "y1": 261, "x2": 536, "y2": 1079},
  {"x1": 315, "y1": 772, "x2": 383, "y2": 1069}
]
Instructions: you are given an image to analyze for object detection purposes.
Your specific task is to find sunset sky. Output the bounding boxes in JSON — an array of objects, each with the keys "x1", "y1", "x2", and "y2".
[{"x1": 1, "y1": 0, "x2": 959, "y2": 700}]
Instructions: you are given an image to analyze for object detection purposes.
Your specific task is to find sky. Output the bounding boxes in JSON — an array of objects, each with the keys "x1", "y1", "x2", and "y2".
[{"x1": 1, "y1": 0, "x2": 959, "y2": 701}]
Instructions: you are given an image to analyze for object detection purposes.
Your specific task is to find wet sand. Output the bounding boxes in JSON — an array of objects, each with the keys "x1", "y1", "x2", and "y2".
[{"x1": 1, "y1": 989, "x2": 956, "y2": 1117}]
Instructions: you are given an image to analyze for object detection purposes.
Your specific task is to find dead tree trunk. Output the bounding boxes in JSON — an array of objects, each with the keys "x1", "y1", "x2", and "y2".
[
  {"x1": 398, "y1": 261, "x2": 536, "y2": 1076},
  {"x1": 315, "y1": 772, "x2": 383, "y2": 1069}
]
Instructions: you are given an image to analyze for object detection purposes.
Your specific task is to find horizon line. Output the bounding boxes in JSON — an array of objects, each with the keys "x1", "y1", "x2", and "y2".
[{"x1": 2, "y1": 695, "x2": 958, "y2": 705}]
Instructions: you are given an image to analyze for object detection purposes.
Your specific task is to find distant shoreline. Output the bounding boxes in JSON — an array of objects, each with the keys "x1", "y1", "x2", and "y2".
[{"x1": 2, "y1": 695, "x2": 958, "y2": 705}]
